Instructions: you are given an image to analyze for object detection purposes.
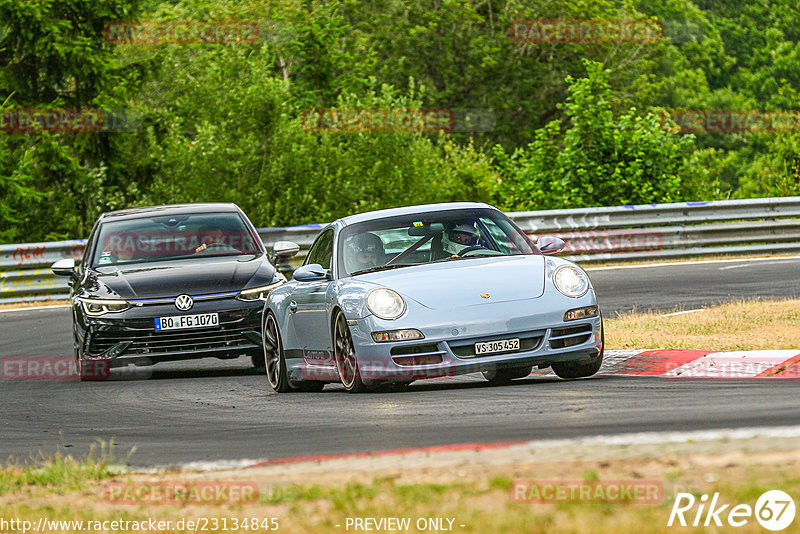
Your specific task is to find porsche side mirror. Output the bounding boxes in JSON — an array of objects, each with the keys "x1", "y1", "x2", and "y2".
[
  {"x1": 273, "y1": 240, "x2": 300, "y2": 260},
  {"x1": 51, "y1": 258, "x2": 77, "y2": 278},
  {"x1": 293, "y1": 263, "x2": 330, "y2": 282},
  {"x1": 537, "y1": 236, "x2": 565, "y2": 255}
]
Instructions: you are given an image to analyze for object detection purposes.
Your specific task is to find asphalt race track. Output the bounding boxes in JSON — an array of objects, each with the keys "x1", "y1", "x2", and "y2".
[{"x1": 2, "y1": 257, "x2": 800, "y2": 466}]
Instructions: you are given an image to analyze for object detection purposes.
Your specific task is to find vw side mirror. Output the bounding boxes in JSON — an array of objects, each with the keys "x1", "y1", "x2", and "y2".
[
  {"x1": 273, "y1": 241, "x2": 300, "y2": 260},
  {"x1": 51, "y1": 258, "x2": 77, "y2": 277}
]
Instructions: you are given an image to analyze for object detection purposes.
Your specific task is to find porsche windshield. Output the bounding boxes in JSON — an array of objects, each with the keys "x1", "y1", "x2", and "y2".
[
  {"x1": 90, "y1": 212, "x2": 260, "y2": 267},
  {"x1": 338, "y1": 208, "x2": 539, "y2": 277}
]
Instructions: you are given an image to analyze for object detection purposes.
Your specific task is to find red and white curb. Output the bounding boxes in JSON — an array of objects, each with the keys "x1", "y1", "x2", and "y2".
[
  {"x1": 533, "y1": 349, "x2": 800, "y2": 378},
  {"x1": 158, "y1": 424, "x2": 800, "y2": 472}
]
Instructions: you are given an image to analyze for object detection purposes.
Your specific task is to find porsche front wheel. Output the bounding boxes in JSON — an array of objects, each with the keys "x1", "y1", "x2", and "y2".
[
  {"x1": 333, "y1": 311, "x2": 368, "y2": 393},
  {"x1": 551, "y1": 320, "x2": 604, "y2": 379}
]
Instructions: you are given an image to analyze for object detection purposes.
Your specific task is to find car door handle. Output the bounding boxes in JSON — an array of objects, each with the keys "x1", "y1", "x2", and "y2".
[{"x1": 289, "y1": 301, "x2": 298, "y2": 313}]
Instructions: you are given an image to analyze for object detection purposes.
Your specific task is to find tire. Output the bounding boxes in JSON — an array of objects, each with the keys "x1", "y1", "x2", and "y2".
[
  {"x1": 551, "y1": 320, "x2": 605, "y2": 379},
  {"x1": 263, "y1": 313, "x2": 324, "y2": 393},
  {"x1": 333, "y1": 310, "x2": 369, "y2": 393},
  {"x1": 482, "y1": 365, "x2": 533, "y2": 384},
  {"x1": 263, "y1": 313, "x2": 294, "y2": 392}
]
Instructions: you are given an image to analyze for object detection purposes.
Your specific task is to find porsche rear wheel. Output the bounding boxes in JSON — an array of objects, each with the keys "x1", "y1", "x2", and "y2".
[
  {"x1": 264, "y1": 313, "x2": 292, "y2": 392},
  {"x1": 265, "y1": 314, "x2": 325, "y2": 393},
  {"x1": 482, "y1": 365, "x2": 533, "y2": 384},
  {"x1": 333, "y1": 311, "x2": 368, "y2": 393}
]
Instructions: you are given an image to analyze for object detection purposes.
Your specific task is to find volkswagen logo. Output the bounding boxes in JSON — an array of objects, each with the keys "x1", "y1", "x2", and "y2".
[{"x1": 174, "y1": 294, "x2": 193, "y2": 311}]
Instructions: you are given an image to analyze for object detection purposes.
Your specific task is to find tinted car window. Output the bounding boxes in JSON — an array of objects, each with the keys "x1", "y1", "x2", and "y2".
[
  {"x1": 306, "y1": 229, "x2": 334, "y2": 269},
  {"x1": 91, "y1": 212, "x2": 259, "y2": 267}
]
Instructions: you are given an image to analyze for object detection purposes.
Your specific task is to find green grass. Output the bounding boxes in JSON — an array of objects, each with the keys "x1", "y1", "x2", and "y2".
[
  {"x1": 0, "y1": 439, "x2": 130, "y2": 495},
  {"x1": 605, "y1": 298, "x2": 800, "y2": 351},
  {"x1": 0, "y1": 454, "x2": 110, "y2": 495},
  {"x1": 1, "y1": 457, "x2": 798, "y2": 533}
]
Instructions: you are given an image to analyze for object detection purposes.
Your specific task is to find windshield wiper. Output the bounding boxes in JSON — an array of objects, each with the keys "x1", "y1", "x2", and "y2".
[{"x1": 350, "y1": 263, "x2": 421, "y2": 276}]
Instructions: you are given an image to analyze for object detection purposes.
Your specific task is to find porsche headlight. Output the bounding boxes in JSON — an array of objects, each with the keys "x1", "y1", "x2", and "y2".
[
  {"x1": 236, "y1": 281, "x2": 284, "y2": 302},
  {"x1": 553, "y1": 265, "x2": 589, "y2": 298},
  {"x1": 366, "y1": 288, "x2": 406, "y2": 320},
  {"x1": 77, "y1": 297, "x2": 130, "y2": 316}
]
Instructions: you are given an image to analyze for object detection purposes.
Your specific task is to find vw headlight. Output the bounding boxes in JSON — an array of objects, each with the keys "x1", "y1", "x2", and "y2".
[
  {"x1": 553, "y1": 265, "x2": 589, "y2": 298},
  {"x1": 77, "y1": 297, "x2": 130, "y2": 316},
  {"x1": 236, "y1": 281, "x2": 284, "y2": 302},
  {"x1": 366, "y1": 288, "x2": 406, "y2": 320}
]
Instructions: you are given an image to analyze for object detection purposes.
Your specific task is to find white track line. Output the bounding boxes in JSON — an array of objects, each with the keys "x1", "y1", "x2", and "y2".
[
  {"x1": 0, "y1": 304, "x2": 71, "y2": 314},
  {"x1": 525, "y1": 425, "x2": 800, "y2": 448},
  {"x1": 717, "y1": 259, "x2": 800, "y2": 270},
  {"x1": 660, "y1": 309, "x2": 706, "y2": 317},
  {"x1": 587, "y1": 255, "x2": 800, "y2": 271}
]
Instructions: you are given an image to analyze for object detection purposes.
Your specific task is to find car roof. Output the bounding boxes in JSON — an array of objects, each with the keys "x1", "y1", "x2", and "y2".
[
  {"x1": 336, "y1": 202, "x2": 497, "y2": 226},
  {"x1": 98, "y1": 203, "x2": 241, "y2": 222}
]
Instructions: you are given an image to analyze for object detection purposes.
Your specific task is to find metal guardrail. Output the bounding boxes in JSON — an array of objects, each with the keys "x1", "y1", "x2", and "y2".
[
  {"x1": 509, "y1": 196, "x2": 800, "y2": 262},
  {"x1": 2, "y1": 197, "x2": 799, "y2": 304}
]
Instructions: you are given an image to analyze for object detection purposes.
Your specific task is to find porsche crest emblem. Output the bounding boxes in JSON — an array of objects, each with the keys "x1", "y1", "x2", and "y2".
[{"x1": 480, "y1": 293, "x2": 490, "y2": 299}]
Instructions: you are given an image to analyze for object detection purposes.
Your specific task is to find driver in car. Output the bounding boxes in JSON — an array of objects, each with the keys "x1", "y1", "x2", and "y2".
[
  {"x1": 349, "y1": 232, "x2": 385, "y2": 272},
  {"x1": 442, "y1": 223, "x2": 480, "y2": 256},
  {"x1": 194, "y1": 228, "x2": 228, "y2": 253}
]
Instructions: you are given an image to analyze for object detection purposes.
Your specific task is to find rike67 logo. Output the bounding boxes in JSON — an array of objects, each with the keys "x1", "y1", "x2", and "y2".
[{"x1": 669, "y1": 490, "x2": 796, "y2": 531}]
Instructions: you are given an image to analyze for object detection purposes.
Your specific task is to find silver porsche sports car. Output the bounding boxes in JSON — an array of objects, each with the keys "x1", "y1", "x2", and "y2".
[{"x1": 262, "y1": 202, "x2": 603, "y2": 392}]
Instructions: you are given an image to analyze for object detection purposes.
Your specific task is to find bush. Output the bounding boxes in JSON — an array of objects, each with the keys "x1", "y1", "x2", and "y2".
[{"x1": 492, "y1": 60, "x2": 711, "y2": 211}]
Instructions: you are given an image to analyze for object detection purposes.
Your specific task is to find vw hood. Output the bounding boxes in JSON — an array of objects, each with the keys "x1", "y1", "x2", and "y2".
[{"x1": 83, "y1": 255, "x2": 276, "y2": 299}]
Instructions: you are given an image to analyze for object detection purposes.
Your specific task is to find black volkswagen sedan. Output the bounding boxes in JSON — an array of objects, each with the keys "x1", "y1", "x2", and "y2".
[{"x1": 51, "y1": 203, "x2": 298, "y2": 379}]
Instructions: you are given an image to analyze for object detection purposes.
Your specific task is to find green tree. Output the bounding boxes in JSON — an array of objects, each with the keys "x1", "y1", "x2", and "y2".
[
  {"x1": 0, "y1": 0, "x2": 145, "y2": 241},
  {"x1": 492, "y1": 59, "x2": 712, "y2": 211}
]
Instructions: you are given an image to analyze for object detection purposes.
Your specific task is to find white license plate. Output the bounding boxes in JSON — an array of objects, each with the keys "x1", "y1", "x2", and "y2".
[
  {"x1": 475, "y1": 338, "x2": 520, "y2": 355},
  {"x1": 155, "y1": 313, "x2": 219, "y2": 331}
]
